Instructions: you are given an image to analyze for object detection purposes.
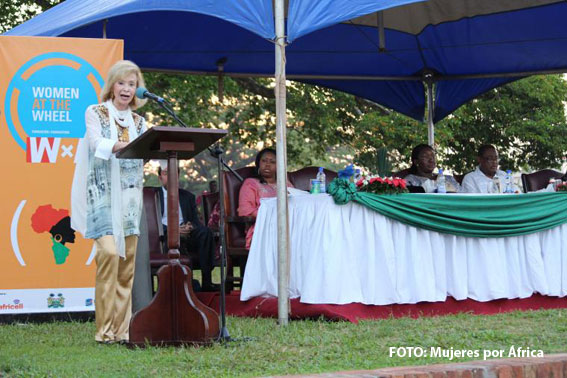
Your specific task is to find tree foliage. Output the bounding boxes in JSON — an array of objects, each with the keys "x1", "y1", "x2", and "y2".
[
  {"x1": 4, "y1": 2, "x2": 567, "y2": 190},
  {"x1": 350, "y1": 75, "x2": 567, "y2": 175},
  {"x1": 438, "y1": 75, "x2": 567, "y2": 173},
  {"x1": 0, "y1": 0, "x2": 60, "y2": 33}
]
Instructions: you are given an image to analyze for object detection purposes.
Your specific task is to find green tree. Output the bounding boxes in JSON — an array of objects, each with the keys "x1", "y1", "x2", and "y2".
[
  {"x1": 350, "y1": 75, "x2": 567, "y2": 175},
  {"x1": 4, "y1": 4, "x2": 567, "y2": 183},
  {"x1": 141, "y1": 73, "x2": 364, "y2": 193},
  {"x1": 439, "y1": 75, "x2": 567, "y2": 173},
  {"x1": 0, "y1": 0, "x2": 60, "y2": 33}
]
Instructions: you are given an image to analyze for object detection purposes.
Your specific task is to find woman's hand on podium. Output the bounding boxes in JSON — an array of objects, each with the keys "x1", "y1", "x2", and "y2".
[{"x1": 112, "y1": 141, "x2": 128, "y2": 152}]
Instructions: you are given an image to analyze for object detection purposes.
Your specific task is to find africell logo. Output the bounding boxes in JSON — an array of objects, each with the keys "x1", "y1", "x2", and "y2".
[{"x1": 0, "y1": 299, "x2": 24, "y2": 310}]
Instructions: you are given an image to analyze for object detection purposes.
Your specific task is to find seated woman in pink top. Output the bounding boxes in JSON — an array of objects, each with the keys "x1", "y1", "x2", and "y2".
[{"x1": 238, "y1": 148, "x2": 293, "y2": 248}]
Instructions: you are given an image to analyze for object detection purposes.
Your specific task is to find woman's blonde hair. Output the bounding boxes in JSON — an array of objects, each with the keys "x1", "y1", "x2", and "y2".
[{"x1": 100, "y1": 60, "x2": 147, "y2": 110}]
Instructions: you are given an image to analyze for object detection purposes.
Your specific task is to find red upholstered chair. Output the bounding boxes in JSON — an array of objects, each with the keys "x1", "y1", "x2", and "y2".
[
  {"x1": 287, "y1": 166, "x2": 338, "y2": 191},
  {"x1": 202, "y1": 191, "x2": 219, "y2": 227},
  {"x1": 521, "y1": 169, "x2": 564, "y2": 192},
  {"x1": 142, "y1": 187, "x2": 191, "y2": 294},
  {"x1": 393, "y1": 168, "x2": 411, "y2": 178},
  {"x1": 202, "y1": 191, "x2": 220, "y2": 265},
  {"x1": 222, "y1": 167, "x2": 257, "y2": 292}
]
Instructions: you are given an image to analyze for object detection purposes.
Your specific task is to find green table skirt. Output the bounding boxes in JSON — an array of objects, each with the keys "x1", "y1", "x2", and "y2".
[{"x1": 327, "y1": 179, "x2": 567, "y2": 237}]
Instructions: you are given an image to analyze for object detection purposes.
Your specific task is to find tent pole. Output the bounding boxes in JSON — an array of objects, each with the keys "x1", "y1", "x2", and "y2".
[
  {"x1": 377, "y1": 11, "x2": 385, "y2": 52},
  {"x1": 426, "y1": 79, "x2": 435, "y2": 146},
  {"x1": 274, "y1": 0, "x2": 289, "y2": 326},
  {"x1": 102, "y1": 19, "x2": 107, "y2": 39},
  {"x1": 216, "y1": 57, "x2": 227, "y2": 103}
]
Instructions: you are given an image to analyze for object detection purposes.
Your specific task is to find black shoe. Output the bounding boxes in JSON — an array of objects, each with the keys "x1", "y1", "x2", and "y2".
[
  {"x1": 96, "y1": 340, "x2": 115, "y2": 345},
  {"x1": 201, "y1": 283, "x2": 220, "y2": 292}
]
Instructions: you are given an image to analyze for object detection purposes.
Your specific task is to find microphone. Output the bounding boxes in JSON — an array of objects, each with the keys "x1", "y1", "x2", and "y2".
[{"x1": 135, "y1": 87, "x2": 165, "y2": 103}]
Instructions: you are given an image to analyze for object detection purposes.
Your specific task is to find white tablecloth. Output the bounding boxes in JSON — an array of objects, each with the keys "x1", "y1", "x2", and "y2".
[{"x1": 240, "y1": 193, "x2": 567, "y2": 305}]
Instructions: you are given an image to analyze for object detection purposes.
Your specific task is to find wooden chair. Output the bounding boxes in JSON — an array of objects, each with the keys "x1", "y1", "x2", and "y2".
[
  {"x1": 202, "y1": 191, "x2": 219, "y2": 227},
  {"x1": 142, "y1": 187, "x2": 191, "y2": 294},
  {"x1": 202, "y1": 191, "x2": 220, "y2": 266},
  {"x1": 288, "y1": 166, "x2": 337, "y2": 191},
  {"x1": 393, "y1": 168, "x2": 411, "y2": 178},
  {"x1": 521, "y1": 169, "x2": 564, "y2": 192},
  {"x1": 222, "y1": 167, "x2": 256, "y2": 292}
]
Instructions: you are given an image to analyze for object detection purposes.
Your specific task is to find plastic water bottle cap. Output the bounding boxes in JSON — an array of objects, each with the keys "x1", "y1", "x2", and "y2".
[
  {"x1": 438, "y1": 168, "x2": 444, "y2": 174},
  {"x1": 319, "y1": 167, "x2": 323, "y2": 172},
  {"x1": 506, "y1": 169, "x2": 511, "y2": 174}
]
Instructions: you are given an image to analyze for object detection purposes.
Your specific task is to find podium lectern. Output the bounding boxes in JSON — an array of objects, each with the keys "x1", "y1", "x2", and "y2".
[{"x1": 118, "y1": 126, "x2": 227, "y2": 346}]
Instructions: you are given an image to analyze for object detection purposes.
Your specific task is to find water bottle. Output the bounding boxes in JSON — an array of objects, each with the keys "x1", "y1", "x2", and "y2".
[
  {"x1": 504, "y1": 170, "x2": 513, "y2": 193},
  {"x1": 436, "y1": 168, "x2": 446, "y2": 193},
  {"x1": 492, "y1": 176, "x2": 501, "y2": 193},
  {"x1": 353, "y1": 169, "x2": 362, "y2": 183},
  {"x1": 316, "y1": 167, "x2": 326, "y2": 193}
]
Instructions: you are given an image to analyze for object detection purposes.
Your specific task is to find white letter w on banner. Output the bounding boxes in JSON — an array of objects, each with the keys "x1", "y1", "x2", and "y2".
[{"x1": 26, "y1": 137, "x2": 61, "y2": 163}]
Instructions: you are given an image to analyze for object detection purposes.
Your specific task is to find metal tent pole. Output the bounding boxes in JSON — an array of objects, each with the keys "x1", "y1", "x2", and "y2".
[
  {"x1": 274, "y1": 0, "x2": 289, "y2": 326},
  {"x1": 426, "y1": 77, "x2": 435, "y2": 146}
]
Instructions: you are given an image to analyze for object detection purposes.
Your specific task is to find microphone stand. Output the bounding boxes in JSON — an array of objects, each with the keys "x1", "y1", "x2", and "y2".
[
  {"x1": 154, "y1": 99, "x2": 242, "y2": 343},
  {"x1": 210, "y1": 144, "x2": 233, "y2": 342}
]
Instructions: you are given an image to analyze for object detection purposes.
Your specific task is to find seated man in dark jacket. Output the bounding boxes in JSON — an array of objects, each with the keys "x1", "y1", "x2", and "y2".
[{"x1": 156, "y1": 163, "x2": 218, "y2": 291}]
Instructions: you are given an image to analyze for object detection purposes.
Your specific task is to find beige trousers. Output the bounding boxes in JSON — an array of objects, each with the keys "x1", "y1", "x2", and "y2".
[{"x1": 94, "y1": 235, "x2": 138, "y2": 343}]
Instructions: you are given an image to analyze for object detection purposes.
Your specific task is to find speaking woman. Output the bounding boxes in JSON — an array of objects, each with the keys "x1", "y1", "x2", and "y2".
[{"x1": 71, "y1": 60, "x2": 147, "y2": 344}]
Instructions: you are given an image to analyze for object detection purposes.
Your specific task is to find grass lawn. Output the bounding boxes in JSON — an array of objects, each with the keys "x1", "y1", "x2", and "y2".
[{"x1": 1, "y1": 308, "x2": 566, "y2": 377}]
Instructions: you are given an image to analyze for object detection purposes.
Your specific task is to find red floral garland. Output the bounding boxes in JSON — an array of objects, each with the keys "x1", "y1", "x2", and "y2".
[{"x1": 355, "y1": 175, "x2": 408, "y2": 194}]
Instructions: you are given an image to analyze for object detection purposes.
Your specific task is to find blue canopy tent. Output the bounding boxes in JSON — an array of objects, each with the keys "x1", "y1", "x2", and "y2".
[
  {"x1": 3, "y1": 0, "x2": 277, "y2": 74},
  {"x1": 7, "y1": 0, "x2": 567, "y2": 136},
  {"x1": 286, "y1": 0, "x2": 567, "y2": 141}
]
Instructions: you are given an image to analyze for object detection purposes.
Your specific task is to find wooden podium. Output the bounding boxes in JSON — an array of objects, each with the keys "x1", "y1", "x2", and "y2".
[{"x1": 117, "y1": 126, "x2": 227, "y2": 346}]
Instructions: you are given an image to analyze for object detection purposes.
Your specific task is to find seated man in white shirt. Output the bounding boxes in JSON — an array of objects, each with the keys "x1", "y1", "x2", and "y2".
[{"x1": 461, "y1": 144, "x2": 521, "y2": 193}]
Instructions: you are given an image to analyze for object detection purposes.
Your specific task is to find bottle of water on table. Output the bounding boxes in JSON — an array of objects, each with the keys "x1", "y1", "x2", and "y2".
[
  {"x1": 354, "y1": 169, "x2": 362, "y2": 184},
  {"x1": 317, "y1": 167, "x2": 326, "y2": 193},
  {"x1": 504, "y1": 170, "x2": 514, "y2": 193},
  {"x1": 491, "y1": 176, "x2": 501, "y2": 193},
  {"x1": 436, "y1": 168, "x2": 446, "y2": 193}
]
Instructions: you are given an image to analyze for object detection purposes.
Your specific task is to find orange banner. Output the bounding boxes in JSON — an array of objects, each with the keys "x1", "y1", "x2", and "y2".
[{"x1": 0, "y1": 36, "x2": 123, "y2": 313}]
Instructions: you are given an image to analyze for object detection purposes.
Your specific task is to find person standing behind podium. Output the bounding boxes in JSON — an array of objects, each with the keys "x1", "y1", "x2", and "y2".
[
  {"x1": 71, "y1": 60, "x2": 148, "y2": 344},
  {"x1": 461, "y1": 144, "x2": 521, "y2": 193},
  {"x1": 156, "y1": 162, "x2": 218, "y2": 292}
]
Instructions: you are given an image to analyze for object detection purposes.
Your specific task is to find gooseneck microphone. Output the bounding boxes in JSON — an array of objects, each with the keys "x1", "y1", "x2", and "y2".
[
  {"x1": 135, "y1": 87, "x2": 165, "y2": 103},
  {"x1": 138, "y1": 86, "x2": 187, "y2": 127}
]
